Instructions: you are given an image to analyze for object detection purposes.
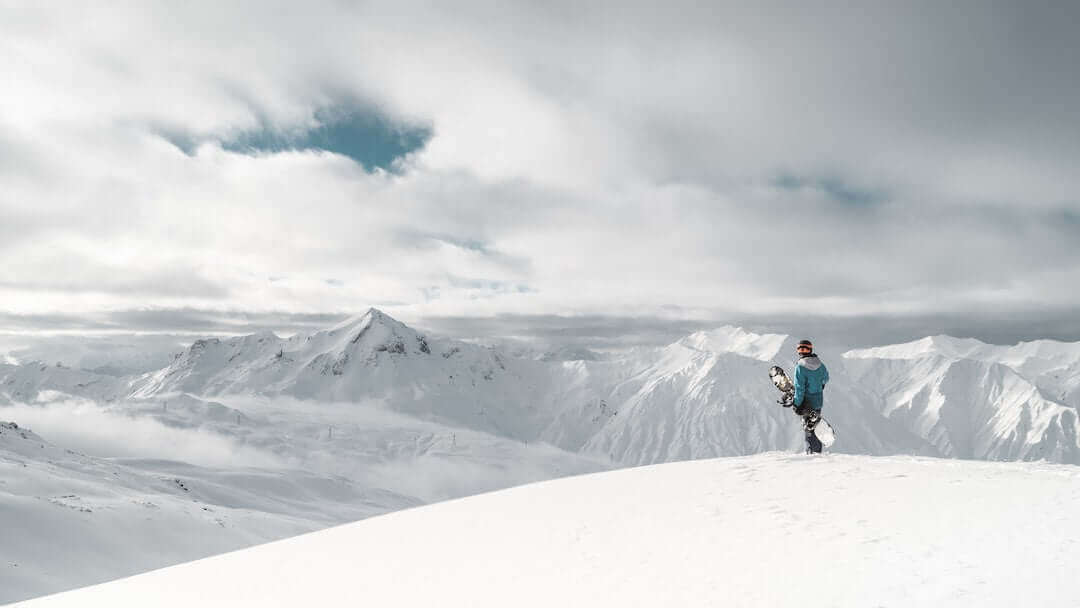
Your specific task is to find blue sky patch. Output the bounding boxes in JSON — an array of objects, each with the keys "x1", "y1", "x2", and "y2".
[
  {"x1": 447, "y1": 275, "x2": 536, "y2": 294},
  {"x1": 773, "y1": 173, "x2": 886, "y2": 207},
  {"x1": 1059, "y1": 209, "x2": 1080, "y2": 232},
  {"x1": 224, "y1": 108, "x2": 431, "y2": 172},
  {"x1": 160, "y1": 107, "x2": 431, "y2": 172},
  {"x1": 159, "y1": 129, "x2": 201, "y2": 156},
  {"x1": 423, "y1": 233, "x2": 494, "y2": 255}
]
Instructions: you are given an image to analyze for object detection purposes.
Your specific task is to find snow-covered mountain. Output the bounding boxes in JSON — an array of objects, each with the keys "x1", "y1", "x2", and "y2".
[
  {"x1": 1, "y1": 335, "x2": 185, "y2": 377},
  {"x1": 0, "y1": 361, "x2": 128, "y2": 404},
  {"x1": 842, "y1": 355, "x2": 1075, "y2": 460},
  {"x1": 3, "y1": 309, "x2": 1080, "y2": 602},
  {"x1": 130, "y1": 309, "x2": 554, "y2": 441},
  {"x1": 116, "y1": 311, "x2": 932, "y2": 463},
  {"x1": 8, "y1": 308, "x2": 1080, "y2": 467},
  {"x1": 16, "y1": 454, "x2": 1080, "y2": 608},
  {"x1": 846, "y1": 335, "x2": 1080, "y2": 408},
  {"x1": 843, "y1": 336, "x2": 1080, "y2": 462}
]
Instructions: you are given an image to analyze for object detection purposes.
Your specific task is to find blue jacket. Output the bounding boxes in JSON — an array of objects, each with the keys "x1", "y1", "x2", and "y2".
[{"x1": 793, "y1": 354, "x2": 828, "y2": 411}]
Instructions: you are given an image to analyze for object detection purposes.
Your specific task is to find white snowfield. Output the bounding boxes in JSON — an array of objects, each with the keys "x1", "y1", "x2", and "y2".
[
  {"x1": 0, "y1": 404, "x2": 600, "y2": 603},
  {"x1": 2, "y1": 309, "x2": 1080, "y2": 603},
  {"x1": 16, "y1": 453, "x2": 1080, "y2": 608}
]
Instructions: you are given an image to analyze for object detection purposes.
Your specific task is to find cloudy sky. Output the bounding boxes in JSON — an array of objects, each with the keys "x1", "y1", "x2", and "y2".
[{"x1": 2, "y1": 1, "x2": 1078, "y2": 343}]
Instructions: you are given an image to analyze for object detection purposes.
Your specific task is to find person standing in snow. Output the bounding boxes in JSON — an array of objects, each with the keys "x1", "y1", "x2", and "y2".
[{"x1": 793, "y1": 339, "x2": 829, "y2": 454}]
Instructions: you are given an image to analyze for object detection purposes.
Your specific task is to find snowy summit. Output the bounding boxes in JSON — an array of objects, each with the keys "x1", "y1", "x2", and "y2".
[{"x1": 16, "y1": 454, "x2": 1080, "y2": 608}]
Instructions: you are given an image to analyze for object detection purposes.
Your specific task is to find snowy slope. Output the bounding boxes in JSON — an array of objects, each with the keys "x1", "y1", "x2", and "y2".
[
  {"x1": 0, "y1": 398, "x2": 604, "y2": 604},
  {"x1": 0, "y1": 335, "x2": 185, "y2": 377},
  {"x1": 16, "y1": 453, "x2": 1080, "y2": 608},
  {"x1": 0, "y1": 362, "x2": 128, "y2": 404},
  {"x1": 0, "y1": 420, "x2": 417, "y2": 603}
]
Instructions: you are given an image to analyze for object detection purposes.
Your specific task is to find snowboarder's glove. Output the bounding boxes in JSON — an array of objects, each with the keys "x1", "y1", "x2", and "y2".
[{"x1": 794, "y1": 403, "x2": 808, "y2": 416}]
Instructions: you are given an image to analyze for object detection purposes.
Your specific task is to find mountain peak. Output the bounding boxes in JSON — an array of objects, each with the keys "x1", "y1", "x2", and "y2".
[
  {"x1": 314, "y1": 308, "x2": 429, "y2": 361},
  {"x1": 676, "y1": 326, "x2": 789, "y2": 362},
  {"x1": 844, "y1": 334, "x2": 989, "y2": 360},
  {"x1": 328, "y1": 308, "x2": 404, "y2": 333}
]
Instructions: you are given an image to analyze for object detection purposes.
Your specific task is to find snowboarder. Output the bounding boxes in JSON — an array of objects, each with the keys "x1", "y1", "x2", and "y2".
[{"x1": 793, "y1": 339, "x2": 829, "y2": 453}]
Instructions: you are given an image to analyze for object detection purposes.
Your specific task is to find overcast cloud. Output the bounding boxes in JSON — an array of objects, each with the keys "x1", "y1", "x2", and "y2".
[{"x1": 1, "y1": 1, "x2": 1077, "y2": 336}]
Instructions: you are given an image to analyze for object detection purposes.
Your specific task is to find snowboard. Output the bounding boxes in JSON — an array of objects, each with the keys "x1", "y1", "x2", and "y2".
[{"x1": 768, "y1": 365, "x2": 836, "y2": 449}]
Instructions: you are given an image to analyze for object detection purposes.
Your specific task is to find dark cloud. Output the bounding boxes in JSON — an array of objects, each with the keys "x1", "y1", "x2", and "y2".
[
  {"x1": 0, "y1": 271, "x2": 230, "y2": 299},
  {"x1": 0, "y1": 309, "x2": 345, "y2": 335},
  {"x1": 733, "y1": 309, "x2": 1080, "y2": 351},
  {"x1": 97, "y1": 309, "x2": 350, "y2": 334},
  {"x1": 418, "y1": 313, "x2": 715, "y2": 349},
  {"x1": 420, "y1": 309, "x2": 1080, "y2": 352},
  {"x1": 0, "y1": 312, "x2": 112, "y2": 333}
]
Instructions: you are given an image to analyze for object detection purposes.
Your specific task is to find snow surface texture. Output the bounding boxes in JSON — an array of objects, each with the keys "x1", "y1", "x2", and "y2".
[
  {"x1": 2, "y1": 309, "x2": 1080, "y2": 602},
  {"x1": 0, "y1": 400, "x2": 600, "y2": 603},
  {"x1": 16, "y1": 454, "x2": 1080, "y2": 608}
]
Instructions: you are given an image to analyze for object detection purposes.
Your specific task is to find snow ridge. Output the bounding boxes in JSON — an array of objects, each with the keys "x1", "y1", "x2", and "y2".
[{"x1": 19, "y1": 454, "x2": 1080, "y2": 608}]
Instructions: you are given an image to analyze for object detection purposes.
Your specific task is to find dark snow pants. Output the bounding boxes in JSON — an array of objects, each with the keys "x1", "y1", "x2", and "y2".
[{"x1": 803, "y1": 411, "x2": 823, "y2": 454}]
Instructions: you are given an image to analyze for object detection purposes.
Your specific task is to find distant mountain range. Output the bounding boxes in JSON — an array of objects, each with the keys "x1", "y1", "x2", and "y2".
[{"x1": 5, "y1": 308, "x2": 1078, "y2": 465}]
